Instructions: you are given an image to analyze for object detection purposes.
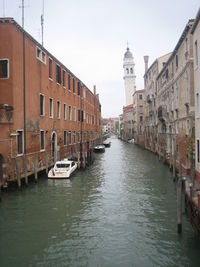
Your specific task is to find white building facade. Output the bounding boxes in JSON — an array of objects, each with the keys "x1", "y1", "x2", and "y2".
[{"x1": 192, "y1": 9, "x2": 200, "y2": 180}]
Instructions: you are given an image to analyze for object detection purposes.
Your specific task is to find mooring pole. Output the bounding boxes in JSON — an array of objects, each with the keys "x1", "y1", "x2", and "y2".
[{"x1": 177, "y1": 158, "x2": 182, "y2": 234}]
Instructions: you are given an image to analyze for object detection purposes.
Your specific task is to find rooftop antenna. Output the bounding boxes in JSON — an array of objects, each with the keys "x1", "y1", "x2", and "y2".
[
  {"x1": 19, "y1": 0, "x2": 25, "y2": 28},
  {"x1": 41, "y1": 0, "x2": 44, "y2": 46},
  {"x1": 3, "y1": 0, "x2": 5, "y2": 17}
]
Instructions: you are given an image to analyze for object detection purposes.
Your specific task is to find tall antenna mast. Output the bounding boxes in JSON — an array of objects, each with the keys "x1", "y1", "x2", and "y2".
[
  {"x1": 3, "y1": 0, "x2": 5, "y2": 17},
  {"x1": 41, "y1": 0, "x2": 44, "y2": 46},
  {"x1": 19, "y1": 0, "x2": 25, "y2": 28}
]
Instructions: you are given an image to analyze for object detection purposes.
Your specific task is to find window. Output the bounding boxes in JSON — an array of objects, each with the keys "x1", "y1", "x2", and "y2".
[
  {"x1": 73, "y1": 78, "x2": 75, "y2": 93},
  {"x1": 0, "y1": 59, "x2": 9, "y2": 78},
  {"x1": 40, "y1": 130, "x2": 45, "y2": 151},
  {"x1": 69, "y1": 105, "x2": 72, "y2": 120},
  {"x1": 68, "y1": 131, "x2": 72, "y2": 145},
  {"x1": 73, "y1": 131, "x2": 76, "y2": 144},
  {"x1": 78, "y1": 109, "x2": 81, "y2": 121},
  {"x1": 130, "y1": 68, "x2": 133, "y2": 74},
  {"x1": 139, "y1": 106, "x2": 143, "y2": 114},
  {"x1": 56, "y1": 64, "x2": 61, "y2": 84},
  {"x1": 64, "y1": 131, "x2": 67, "y2": 146},
  {"x1": 49, "y1": 58, "x2": 52, "y2": 79},
  {"x1": 126, "y1": 68, "x2": 129, "y2": 74},
  {"x1": 64, "y1": 103, "x2": 67, "y2": 120},
  {"x1": 77, "y1": 132, "x2": 80, "y2": 143},
  {"x1": 49, "y1": 98, "x2": 53, "y2": 118},
  {"x1": 40, "y1": 94, "x2": 45, "y2": 116},
  {"x1": 17, "y1": 130, "x2": 23, "y2": 155},
  {"x1": 57, "y1": 101, "x2": 60, "y2": 119},
  {"x1": 68, "y1": 74, "x2": 71, "y2": 90},
  {"x1": 73, "y1": 106, "x2": 76, "y2": 121},
  {"x1": 63, "y1": 70, "x2": 66, "y2": 87},
  {"x1": 36, "y1": 47, "x2": 46, "y2": 63},
  {"x1": 176, "y1": 54, "x2": 178, "y2": 68},
  {"x1": 195, "y1": 40, "x2": 198, "y2": 66},
  {"x1": 140, "y1": 116, "x2": 143, "y2": 122},
  {"x1": 197, "y1": 140, "x2": 200, "y2": 163},
  {"x1": 139, "y1": 94, "x2": 142, "y2": 100},
  {"x1": 77, "y1": 81, "x2": 81, "y2": 95},
  {"x1": 185, "y1": 38, "x2": 188, "y2": 53}
]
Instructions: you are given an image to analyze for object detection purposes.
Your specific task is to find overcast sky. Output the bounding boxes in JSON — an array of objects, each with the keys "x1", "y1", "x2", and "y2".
[{"x1": 1, "y1": 0, "x2": 200, "y2": 117}]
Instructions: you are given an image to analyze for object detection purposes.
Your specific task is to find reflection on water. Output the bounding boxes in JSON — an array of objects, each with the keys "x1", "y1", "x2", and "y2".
[{"x1": 0, "y1": 137, "x2": 200, "y2": 267}]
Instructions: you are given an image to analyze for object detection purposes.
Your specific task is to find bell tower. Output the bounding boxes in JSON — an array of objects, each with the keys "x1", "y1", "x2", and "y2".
[{"x1": 123, "y1": 45, "x2": 136, "y2": 106}]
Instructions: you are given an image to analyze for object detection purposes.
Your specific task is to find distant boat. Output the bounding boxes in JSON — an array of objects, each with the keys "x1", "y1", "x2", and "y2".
[
  {"x1": 93, "y1": 144, "x2": 105, "y2": 153},
  {"x1": 48, "y1": 159, "x2": 77, "y2": 179},
  {"x1": 127, "y1": 139, "x2": 135, "y2": 144},
  {"x1": 103, "y1": 140, "x2": 111, "y2": 147}
]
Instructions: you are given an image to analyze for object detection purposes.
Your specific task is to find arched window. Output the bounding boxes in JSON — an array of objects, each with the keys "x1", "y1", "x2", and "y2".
[{"x1": 126, "y1": 68, "x2": 129, "y2": 74}]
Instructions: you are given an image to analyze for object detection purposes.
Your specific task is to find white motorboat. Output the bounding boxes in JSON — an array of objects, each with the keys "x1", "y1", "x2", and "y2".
[
  {"x1": 93, "y1": 144, "x2": 105, "y2": 153},
  {"x1": 103, "y1": 140, "x2": 111, "y2": 147},
  {"x1": 48, "y1": 159, "x2": 77, "y2": 179}
]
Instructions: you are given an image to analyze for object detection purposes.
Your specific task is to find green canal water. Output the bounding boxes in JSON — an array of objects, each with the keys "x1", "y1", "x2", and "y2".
[{"x1": 1, "y1": 137, "x2": 200, "y2": 267}]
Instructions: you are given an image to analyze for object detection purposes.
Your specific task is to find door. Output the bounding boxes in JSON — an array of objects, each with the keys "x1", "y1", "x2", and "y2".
[{"x1": 51, "y1": 132, "x2": 57, "y2": 163}]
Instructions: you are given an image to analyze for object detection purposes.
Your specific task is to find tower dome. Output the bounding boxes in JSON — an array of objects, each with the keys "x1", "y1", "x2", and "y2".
[{"x1": 124, "y1": 47, "x2": 133, "y2": 59}]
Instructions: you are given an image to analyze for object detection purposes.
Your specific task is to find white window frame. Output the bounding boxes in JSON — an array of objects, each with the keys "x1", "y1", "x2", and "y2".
[
  {"x1": 49, "y1": 57, "x2": 53, "y2": 80},
  {"x1": 49, "y1": 98, "x2": 53, "y2": 118},
  {"x1": 73, "y1": 106, "x2": 76, "y2": 121},
  {"x1": 40, "y1": 94, "x2": 45, "y2": 116},
  {"x1": 57, "y1": 101, "x2": 60, "y2": 119},
  {"x1": 64, "y1": 130, "x2": 67, "y2": 146},
  {"x1": 0, "y1": 58, "x2": 9, "y2": 79},
  {"x1": 64, "y1": 103, "x2": 67, "y2": 120},
  {"x1": 16, "y1": 129, "x2": 24, "y2": 155},
  {"x1": 40, "y1": 130, "x2": 45, "y2": 151},
  {"x1": 69, "y1": 105, "x2": 72, "y2": 121},
  {"x1": 56, "y1": 63, "x2": 61, "y2": 85},
  {"x1": 36, "y1": 46, "x2": 46, "y2": 64}
]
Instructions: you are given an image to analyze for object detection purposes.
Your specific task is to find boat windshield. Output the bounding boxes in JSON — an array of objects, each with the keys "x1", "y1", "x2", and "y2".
[{"x1": 56, "y1": 163, "x2": 70, "y2": 168}]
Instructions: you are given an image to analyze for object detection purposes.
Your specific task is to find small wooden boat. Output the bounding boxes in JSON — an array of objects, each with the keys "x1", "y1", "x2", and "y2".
[
  {"x1": 93, "y1": 144, "x2": 105, "y2": 153},
  {"x1": 48, "y1": 159, "x2": 77, "y2": 179}
]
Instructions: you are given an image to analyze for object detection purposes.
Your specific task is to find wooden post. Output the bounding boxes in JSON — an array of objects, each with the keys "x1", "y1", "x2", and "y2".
[
  {"x1": 198, "y1": 191, "x2": 200, "y2": 209},
  {"x1": 23, "y1": 154, "x2": 28, "y2": 186},
  {"x1": 177, "y1": 158, "x2": 182, "y2": 233},
  {"x1": 15, "y1": 158, "x2": 21, "y2": 189},
  {"x1": 177, "y1": 176, "x2": 182, "y2": 233},
  {"x1": 34, "y1": 156, "x2": 38, "y2": 182},
  {"x1": 45, "y1": 154, "x2": 48, "y2": 174},
  {"x1": 190, "y1": 183, "x2": 193, "y2": 200}
]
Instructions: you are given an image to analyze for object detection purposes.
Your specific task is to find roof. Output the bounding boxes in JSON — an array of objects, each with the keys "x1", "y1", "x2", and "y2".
[
  {"x1": 124, "y1": 47, "x2": 133, "y2": 59},
  {"x1": 191, "y1": 8, "x2": 200, "y2": 34},
  {"x1": 0, "y1": 17, "x2": 97, "y2": 98},
  {"x1": 157, "y1": 19, "x2": 194, "y2": 80}
]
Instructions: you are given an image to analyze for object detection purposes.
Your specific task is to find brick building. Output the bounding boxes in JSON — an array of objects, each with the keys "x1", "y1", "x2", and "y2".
[
  {"x1": 133, "y1": 90, "x2": 145, "y2": 147},
  {"x1": 0, "y1": 18, "x2": 101, "y2": 187}
]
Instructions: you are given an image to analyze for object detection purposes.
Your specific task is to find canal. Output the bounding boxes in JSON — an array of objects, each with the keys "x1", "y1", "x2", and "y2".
[{"x1": 0, "y1": 137, "x2": 200, "y2": 267}]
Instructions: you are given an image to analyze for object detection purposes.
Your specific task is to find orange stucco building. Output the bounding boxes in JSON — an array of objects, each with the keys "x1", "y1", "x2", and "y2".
[{"x1": 0, "y1": 18, "x2": 101, "y2": 187}]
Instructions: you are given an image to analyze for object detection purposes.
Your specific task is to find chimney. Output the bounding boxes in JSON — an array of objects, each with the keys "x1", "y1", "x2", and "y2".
[
  {"x1": 144, "y1": 55, "x2": 149, "y2": 73},
  {"x1": 93, "y1": 85, "x2": 96, "y2": 95}
]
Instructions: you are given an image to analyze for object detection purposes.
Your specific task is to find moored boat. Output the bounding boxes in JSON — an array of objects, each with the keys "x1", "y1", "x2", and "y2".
[
  {"x1": 48, "y1": 159, "x2": 77, "y2": 179},
  {"x1": 93, "y1": 144, "x2": 105, "y2": 153},
  {"x1": 103, "y1": 140, "x2": 111, "y2": 147}
]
